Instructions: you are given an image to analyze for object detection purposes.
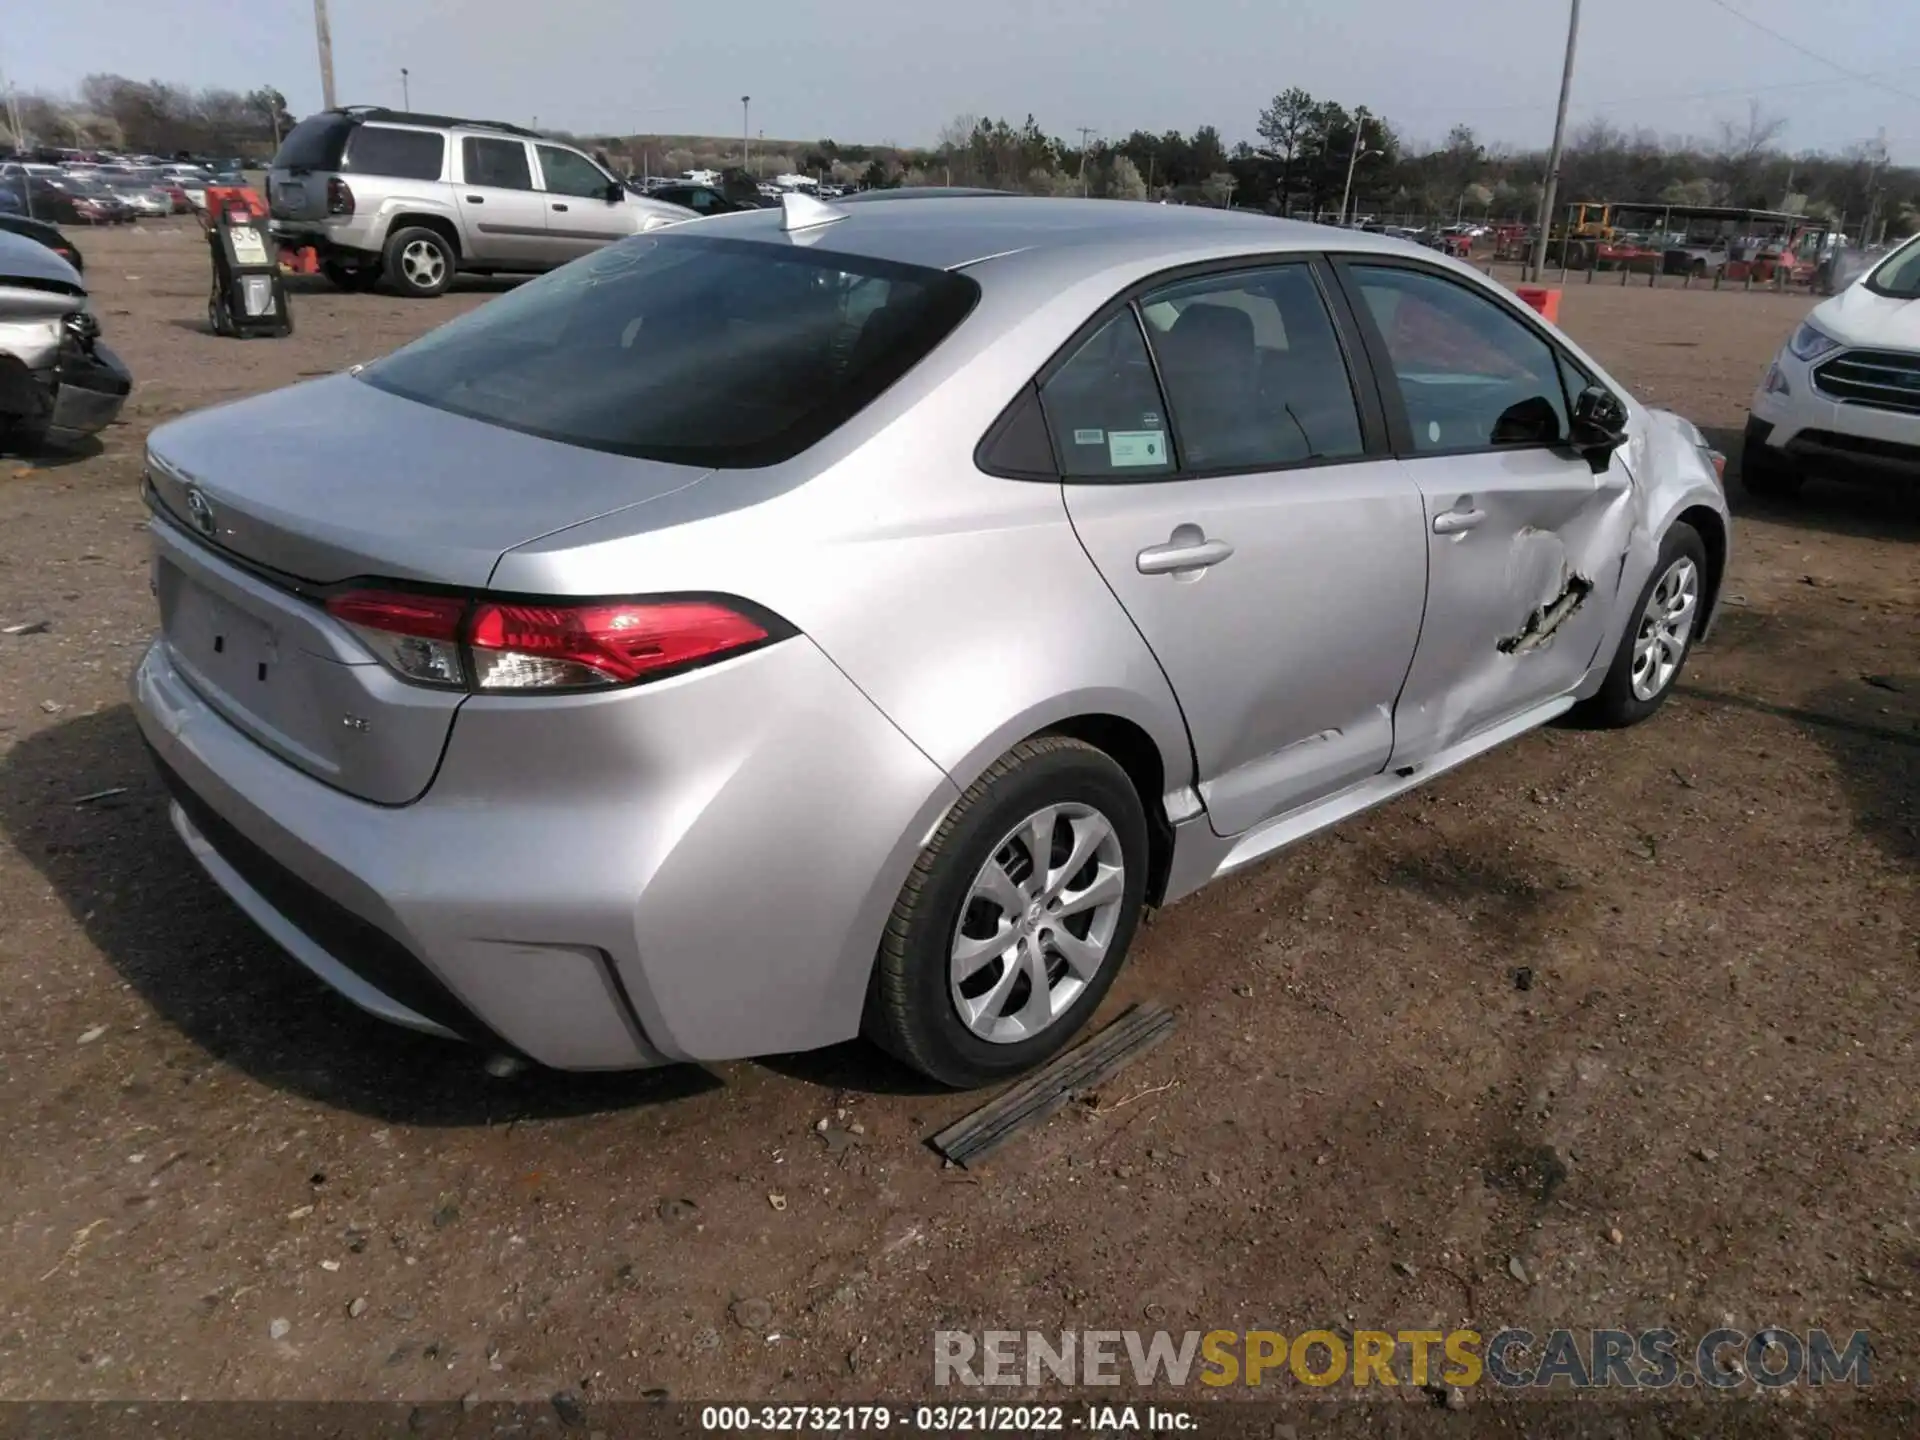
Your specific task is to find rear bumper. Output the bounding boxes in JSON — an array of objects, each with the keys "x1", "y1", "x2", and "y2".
[
  {"x1": 131, "y1": 631, "x2": 957, "y2": 1070},
  {"x1": 269, "y1": 217, "x2": 383, "y2": 262}
]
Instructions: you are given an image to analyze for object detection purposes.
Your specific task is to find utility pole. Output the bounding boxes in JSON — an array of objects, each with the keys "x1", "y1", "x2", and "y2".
[
  {"x1": 401, "y1": 68, "x2": 410, "y2": 110},
  {"x1": 1338, "y1": 111, "x2": 1368, "y2": 226},
  {"x1": 1528, "y1": 0, "x2": 1580, "y2": 282},
  {"x1": 3, "y1": 70, "x2": 25, "y2": 151},
  {"x1": 741, "y1": 96, "x2": 751, "y2": 172},
  {"x1": 312, "y1": 0, "x2": 337, "y2": 110},
  {"x1": 1076, "y1": 126, "x2": 1095, "y2": 197}
]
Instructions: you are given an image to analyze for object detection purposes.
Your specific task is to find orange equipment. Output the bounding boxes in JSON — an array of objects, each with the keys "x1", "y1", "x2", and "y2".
[{"x1": 1513, "y1": 286, "x2": 1562, "y2": 324}]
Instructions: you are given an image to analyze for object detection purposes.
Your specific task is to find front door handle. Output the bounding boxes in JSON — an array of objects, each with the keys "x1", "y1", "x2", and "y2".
[
  {"x1": 1137, "y1": 528, "x2": 1234, "y2": 576},
  {"x1": 1432, "y1": 507, "x2": 1486, "y2": 535},
  {"x1": 552, "y1": 202, "x2": 570, "y2": 212},
  {"x1": 466, "y1": 194, "x2": 484, "y2": 203}
]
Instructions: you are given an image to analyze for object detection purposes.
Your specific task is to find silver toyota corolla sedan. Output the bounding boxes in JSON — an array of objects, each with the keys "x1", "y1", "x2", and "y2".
[{"x1": 133, "y1": 195, "x2": 1731, "y2": 1087}]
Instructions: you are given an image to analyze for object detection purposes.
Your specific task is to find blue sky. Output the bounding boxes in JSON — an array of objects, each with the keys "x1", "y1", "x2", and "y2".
[{"x1": 7, "y1": 0, "x2": 1916, "y2": 158}]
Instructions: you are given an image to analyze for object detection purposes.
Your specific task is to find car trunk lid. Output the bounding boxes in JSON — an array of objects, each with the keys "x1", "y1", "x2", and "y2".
[{"x1": 144, "y1": 374, "x2": 711, "y2": 803}]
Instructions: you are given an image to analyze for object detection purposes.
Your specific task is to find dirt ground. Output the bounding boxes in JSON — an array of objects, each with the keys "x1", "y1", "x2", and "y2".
[{"x1": 0, "y1": 222, "x2": 1914, "y2": 1409}]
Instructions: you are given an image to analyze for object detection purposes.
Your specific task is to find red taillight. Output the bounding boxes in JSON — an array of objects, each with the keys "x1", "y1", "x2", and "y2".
[
  {"x1": 327, "y1": 589, "x2": 465, "y2": 638},
  {"x1": 323, "y1": 589, "x2": 775, "y2": 692},
  {"x1": 326, "y1": 589, "x2": 467, "y2": 687},
  {"x1": 326, "y1": 177, "x2": 354, "y2": 216},
  {"x1": 468, "y1": 600, "x2": 769, "y2": 690}
]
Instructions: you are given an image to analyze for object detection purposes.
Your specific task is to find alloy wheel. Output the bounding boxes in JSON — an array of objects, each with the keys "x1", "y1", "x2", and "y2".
[
  {"x1": 949, "y1": 803, "x2": 1126, "y2": 1044},
  {"x1": 1630, "y1": 555, "x2": 1699, "y2": 701},
  {"x1": 400, "y1": 239, "x2": 445, "y2": 290}
]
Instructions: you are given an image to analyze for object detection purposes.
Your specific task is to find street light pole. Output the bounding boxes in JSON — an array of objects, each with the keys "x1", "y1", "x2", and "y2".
[
  {"x1": 1529, "y1": 0, "x2": 1581, "y2": 282},
  {"x1": 401, "y1": 68, "x2": 410, "y2": 110},
  {"x1": 312, "y1": 0, "x2": 336, "y2": 110},
  {"x1": 741, "y1": 96, "x2": 751, "y2": 172},
  {"x1": 1339, "y1": 112, "x2": 1368, "y2": 226}
]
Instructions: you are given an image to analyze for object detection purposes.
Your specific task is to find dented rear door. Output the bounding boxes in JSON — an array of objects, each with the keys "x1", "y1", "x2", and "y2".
[{"x1": 1332, "y1": 258, "x2": 1635, "y2": 763}]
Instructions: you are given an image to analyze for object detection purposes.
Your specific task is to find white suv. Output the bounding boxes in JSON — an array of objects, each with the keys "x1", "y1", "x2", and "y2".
[
  {"x1": 1745, "y1": 234, "x2": 1920, "y2": 496},
  {"x1": 266, "y1": 107, "x2": 697, "y2": 297}
]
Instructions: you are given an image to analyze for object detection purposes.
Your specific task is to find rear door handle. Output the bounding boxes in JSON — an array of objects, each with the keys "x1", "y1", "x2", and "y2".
[
  {"x1": 465, "y1": 194, "x2": 484, "y2": 203},
  {"x1": 1137, "y1": 532, "x2": 1234, "y2": 575},
  {"x1": 1432, "y1": 507, "x2": 1486, "y2": 534},
  {"x1": 552, "y1": 203, "x2": 569, "y2": 212}
]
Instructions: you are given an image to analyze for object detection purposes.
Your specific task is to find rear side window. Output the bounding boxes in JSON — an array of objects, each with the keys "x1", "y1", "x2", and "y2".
[
  {"x1": 344, "y1": 126, "x2": 445, "y2": 181},
  {"x1": 1037, "y1": 311, "x2": 1173, "y2": 478},
  {"x1": 359, "y1": 234, "x2": 980, "y2": 468},
  {"x1": 271, "y1": 115, "x2": 352, "y2": 171},
  {"x1": 463, "y1": 137, "x2": 532, "y2": 190},
  {"x1": 1138, "y1": 266, "x2": 1364, "y2": 469}
]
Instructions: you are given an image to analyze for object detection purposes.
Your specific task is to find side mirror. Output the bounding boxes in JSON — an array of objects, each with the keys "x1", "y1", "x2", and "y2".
[
  {"x1": 605, "y1": 181, "x2": 625, "y2": 204},
  {"x1": 1569, "y1": 385, "x2": 1629, "y2": 473}
]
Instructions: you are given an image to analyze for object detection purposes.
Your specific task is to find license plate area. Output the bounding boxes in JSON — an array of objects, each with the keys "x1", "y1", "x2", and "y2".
[
  {"x1": 161, "y1": 561, "x2": 282, "y2": 693},
  {"x1": 272, "y1": 180, "x2": 306, "y2": 211}
]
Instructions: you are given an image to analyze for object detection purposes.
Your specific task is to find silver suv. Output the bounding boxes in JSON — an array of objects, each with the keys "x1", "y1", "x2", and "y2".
[{"x1": 265, "y1": 107, "x2": 697, "y2": 297}]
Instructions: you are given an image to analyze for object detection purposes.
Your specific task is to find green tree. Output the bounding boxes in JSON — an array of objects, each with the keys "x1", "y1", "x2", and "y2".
[{"x1": 1256, "y1": 86, "x2": 1316, "y2": 207}]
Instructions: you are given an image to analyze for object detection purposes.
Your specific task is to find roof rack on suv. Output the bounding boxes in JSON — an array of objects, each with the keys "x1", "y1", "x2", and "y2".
[{"x1": 329, "y1": 106, "x2": 544, "y2": 140}]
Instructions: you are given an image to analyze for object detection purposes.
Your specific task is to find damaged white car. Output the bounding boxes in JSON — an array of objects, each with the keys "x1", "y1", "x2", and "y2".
[
  {"x1": 0, "y1": 229, "x2": 132, "y2": 453},
  {"x1": 135, "y1": 200, "x2": 1729, "y2": 1087}
]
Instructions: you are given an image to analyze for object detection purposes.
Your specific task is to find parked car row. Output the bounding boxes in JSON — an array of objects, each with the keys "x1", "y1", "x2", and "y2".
[{"x1": 0, "y1": 155, "x2": 231, "y2": 224}]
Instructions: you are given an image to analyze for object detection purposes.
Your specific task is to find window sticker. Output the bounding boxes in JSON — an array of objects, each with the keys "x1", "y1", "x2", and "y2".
[
  {"x1": 1073, "y1": 427, "x2": 1105, "y2": 445},
  {"x1": 1107, "y1": 430, "x2": 1167, "y2": 467}
]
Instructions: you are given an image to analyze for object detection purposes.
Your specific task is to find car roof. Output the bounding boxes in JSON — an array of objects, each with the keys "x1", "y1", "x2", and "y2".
[{"x1": 687, "y1": 194, "x2": 1429, "y2": 274}]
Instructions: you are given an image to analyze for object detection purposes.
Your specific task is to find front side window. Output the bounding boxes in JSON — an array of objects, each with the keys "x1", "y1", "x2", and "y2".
[
  {"x1": 343, "y1": 126, "x2": 445, "y2": 181},
  {"x1": 1037, "y1": 311, "x2": 1173, "y2": 479},
  {"x1": 1865, "y1": 235, "x2": 1920, "y2": 299},
  {"x1": 538, "y1": 145, "x2": 612, "y2": 199},
  {"x1": 463, "y1": 137, "x2": 532, "y2": 191},
  {"x1": 1138, "y1": 266, "x2": 1364, "y2": 469},
  {"x1": 359, "y1": 234, "x2": 979, "y2": 468},
  {"x1": 1349, "y1": 265, "x2": 1570, "y2": 452}
]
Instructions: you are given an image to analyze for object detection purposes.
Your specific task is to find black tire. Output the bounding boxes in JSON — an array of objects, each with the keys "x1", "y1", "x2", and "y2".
[
  {"x1": 322, "y1": 259, "x2": 382, "y2": 292},
  {"x1": 1740, "y1": 437, "x2": 1803, "y2": 499},
  {"x1": 382, "y1": 226, "x2": 456, "y2": 298},
  {"x1": 1573, "y1": 522, "x2": 1708, "y2": 729},
  {"x1": 865, "y1": 736, "x2": 1150, "y2": 1088}
]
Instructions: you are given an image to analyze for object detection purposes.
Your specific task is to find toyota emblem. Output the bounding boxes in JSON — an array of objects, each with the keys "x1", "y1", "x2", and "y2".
[{"x1": 185, "y1": 486, "x2": 216, "y2": 538}]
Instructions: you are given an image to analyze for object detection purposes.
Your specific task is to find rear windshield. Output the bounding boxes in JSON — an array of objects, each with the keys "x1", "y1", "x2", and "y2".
[
  {"x1": 271, "y1": 115, "x2": 353, "y2": 172},
  {"x1": 358, "y1": 234, "x2": 980, "y2": 468},
  {"x1": 344, "y1": 126, "x2": 445, "y2": 180}
]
